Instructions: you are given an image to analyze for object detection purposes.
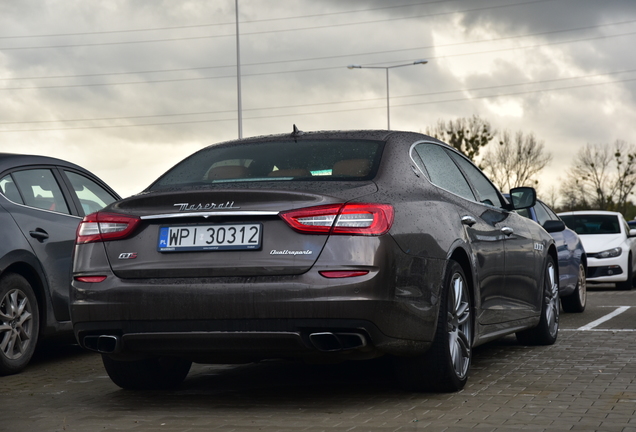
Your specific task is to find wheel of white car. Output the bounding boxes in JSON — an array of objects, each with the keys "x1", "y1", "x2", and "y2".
[
  {"x1": 516, "y1": 255, "x2": 559, "y2": 346},
  {"x1": 0, "y1": 273, "x2": 40, "y2": 375},
  {"x1": 561, "y1": 263, "x2": 587, "y2": 313}
]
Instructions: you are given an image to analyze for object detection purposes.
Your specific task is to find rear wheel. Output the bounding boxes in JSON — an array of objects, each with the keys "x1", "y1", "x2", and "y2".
[
  {"x1": 561, "y1": 263, "x2": 587, "y2": 313},
  {"x1": 0, "y1": 273, "x2": 39, "y2": 376},
  {"x1": 394, "y1": 260, "x2": 472, "y2": 392},
  {"x1": 516, "y1": 255, "x2": 559, "y2": 346},
  {"x1": 102, "y1": 355, "x2": 192, "y2": 390}
]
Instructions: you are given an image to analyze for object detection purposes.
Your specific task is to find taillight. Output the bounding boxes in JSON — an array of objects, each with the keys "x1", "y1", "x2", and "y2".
[
  {"x1": 280, "y1": 203, "x2": 394, "y2": 236},
  {"x1": 76, "y1": 212, "x2": 141, "y2": 244}
]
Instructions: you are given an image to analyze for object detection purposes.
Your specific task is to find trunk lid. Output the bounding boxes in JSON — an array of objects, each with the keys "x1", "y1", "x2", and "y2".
[{"x1": 102, "y1": 182, "x2": 377, "y2": 278}]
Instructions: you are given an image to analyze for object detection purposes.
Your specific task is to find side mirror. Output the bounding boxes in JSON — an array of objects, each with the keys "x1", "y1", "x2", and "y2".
[
  {"x1": 543, "y1": 220, "x2": 566, "y2": 233},
  {"x1": 509, "y1": 187, "x2": 537, "y2": 210},
  {"x1": 629, "y1": 229, "x2": 636, "y2": 238}
]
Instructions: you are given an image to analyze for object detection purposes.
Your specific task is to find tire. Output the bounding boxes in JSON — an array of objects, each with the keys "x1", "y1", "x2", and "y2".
[
  {"x1": 516, "y1": 255, "x2": 559, "y2": 346},
  {"x1": 616, "y1": 256, "x2": 633, "y2": 291},
  {"x1": 102, "y1": 355, "x2": 192, "y2": 390},
  {"x1": 561, "y1": 263, "x2": 587, "y2": 313},
  {"x1": 394, "y1": 260, "x2": 473, "y2": 392},
  {"x1": 0, "y1": 273, "x2": 40, "y2": 376}
]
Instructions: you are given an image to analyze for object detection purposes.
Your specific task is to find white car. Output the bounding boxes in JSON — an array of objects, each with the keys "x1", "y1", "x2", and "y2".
[{"x1": 557, "y1": 210, "x2": 636, "y2": 290}]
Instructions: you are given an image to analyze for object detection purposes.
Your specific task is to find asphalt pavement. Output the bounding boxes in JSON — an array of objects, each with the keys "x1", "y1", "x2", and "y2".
[{"x1": 1, "y1": 288, "x2": 635, "y2": 432}]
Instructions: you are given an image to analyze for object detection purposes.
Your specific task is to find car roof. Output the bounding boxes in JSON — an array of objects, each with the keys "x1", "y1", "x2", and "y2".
[
  {"x1": 557, "y1": 210, "x2": 624, "y2": 217},
  {"x1": 0, "y1": 152, "x2": 87, "y2": 173},
  {"x1": 200, "y1": 129, "x2": 443, "y2": 149}
]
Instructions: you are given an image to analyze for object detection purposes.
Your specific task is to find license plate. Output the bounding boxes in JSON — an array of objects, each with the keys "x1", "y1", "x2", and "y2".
[{"x1": 158, "y1": 223, "x2": 262, "y2": 252}]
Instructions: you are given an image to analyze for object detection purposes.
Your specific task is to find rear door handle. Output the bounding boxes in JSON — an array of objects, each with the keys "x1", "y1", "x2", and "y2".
[
  {"x1": 461, "y1": 216, "x2": 476, "y2": 226},
  {"x1": 29, "y1": 228, "x2": 49, "y2": 241},
  {"x1": 501, "y1": 226, "x2": 514, "y2": 236}
]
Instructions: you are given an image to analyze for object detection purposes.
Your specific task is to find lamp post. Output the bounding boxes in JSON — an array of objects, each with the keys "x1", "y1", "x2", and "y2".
[
  {"x1": 235, "y1": 0, "x2": 243, "y2": 139},
  {"x1": 347, "y1": 60, "x2": 427, "y2": 130}
]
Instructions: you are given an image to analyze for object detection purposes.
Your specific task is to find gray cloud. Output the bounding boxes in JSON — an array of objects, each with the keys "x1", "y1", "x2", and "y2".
[{"x1": 1, "y1": 0, "x2": 635, "y2": 198}]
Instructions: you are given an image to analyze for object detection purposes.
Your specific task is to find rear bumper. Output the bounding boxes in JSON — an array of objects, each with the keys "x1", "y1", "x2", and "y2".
[
  {"x1": 71, "y1": 257, "x2": 445, "y2": 361},
  {"x1": 73, "y1": 318, "x2": 431, "y2": 363}
]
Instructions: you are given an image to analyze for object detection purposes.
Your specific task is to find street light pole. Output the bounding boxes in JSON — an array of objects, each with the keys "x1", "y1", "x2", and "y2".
[
  {"x1": 347, "y1": 60, "x2": 428, "y2": 130},
  {"x1": 235, "y1": 0, "x2": 243, "y2": 139}
]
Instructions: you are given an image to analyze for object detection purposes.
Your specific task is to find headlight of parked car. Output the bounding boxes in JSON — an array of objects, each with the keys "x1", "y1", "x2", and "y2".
[{"x1": 596, "y1": 247, "x2": 622, "y2": 258}]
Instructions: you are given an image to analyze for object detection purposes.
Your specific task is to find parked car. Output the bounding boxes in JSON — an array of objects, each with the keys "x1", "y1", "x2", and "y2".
[
  {"x1": 558, "y1": 210, "x2": 636, "y2": 290},
  {"x1": 512, "y1": 199, "x2": 587, "y2": 312},
  {"x1": 0, "y1": 153, "x2": 120, "y2": 375},
  {"x1": 70, "y1": 129, "x2": 559, "y2": 392}
]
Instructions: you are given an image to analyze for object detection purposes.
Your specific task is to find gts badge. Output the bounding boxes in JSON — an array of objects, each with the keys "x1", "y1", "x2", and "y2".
[
  {"x1": 118, "y1": 252, "x2": 138, "y2": 260},
  {"x1": 534, "y1": 243, "x2": 544, "y2": 252}
]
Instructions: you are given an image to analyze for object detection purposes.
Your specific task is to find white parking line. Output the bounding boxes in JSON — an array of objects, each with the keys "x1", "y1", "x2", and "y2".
[{"x1": 576, "y1": 306, "x2": 631, "y2": 331}]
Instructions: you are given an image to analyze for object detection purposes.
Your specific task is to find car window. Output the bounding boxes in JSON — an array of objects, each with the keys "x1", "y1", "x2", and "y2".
[
  {"x1": 446, "y1": 150, "x2": 503, "y2": 207},
  {"x1": 150, "y1": 140, "x2": 384, "y2": 189},
  {"x1": 64, "y1": 170, "x2": 118, "y2": 215},
  {"x1": 533, "y1": 201, "x2": 552, "y2": 225},
  {"x1": 560, "y1": 214, "x2": 620, "y2": 235},
  {"x1": 412, "y1": 143, "x2": 475, "y2": 201},
  {"x1": 10, "y1": 169, "x2": 70, "y2": 214},
  {"x1": 539, "y1": 201, "x2": 559, "y2": 220},
  {"x1": 515, "y1": 207, "x2": 531, "y2": 219},
  {"x1": 0, "y1": 175, "x2": 24, "y2": 204}
]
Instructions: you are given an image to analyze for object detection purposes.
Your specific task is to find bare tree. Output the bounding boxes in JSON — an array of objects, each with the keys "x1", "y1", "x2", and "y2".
[
  {"x1": 561, "y1": 141, "x2": 636, "y2": 212},
  {"x1": 480, "y1": 130, "x2": 552, "y2": 192},
  {"x1": 426, "y1": 115, "x2": 495, "y2": 161},
  {"x1": 543, "y1": 184, "x2": 560, "y2": 210},
  {"x1": 612, "y1": 140, "x2": 636, "y2": 214},
  {"x1": 566, "y1": 143, "x2": 613, "y2": 209}
]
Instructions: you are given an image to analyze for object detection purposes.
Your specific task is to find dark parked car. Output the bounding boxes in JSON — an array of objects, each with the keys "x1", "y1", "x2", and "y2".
[
  {"x1": 70, "y1": 129, "x2": 559, "y2": 392},
  {"x1": 0, "y1": 153, "x2": 120, "y2": 375},
  {"x1": 512, "y1": 199, "x2": 587, "y2": 312}
]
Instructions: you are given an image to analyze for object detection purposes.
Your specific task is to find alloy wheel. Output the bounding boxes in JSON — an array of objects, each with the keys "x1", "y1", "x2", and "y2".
[
  {"x1": 544, "y1": 262, "x2": 559, "y2": 338},
  {"x1": 0, "y1": 289, "x2": 34, "y2": 360},
  {"x1": 447, "y1": 272, "x2": 472, "y2": 380}
]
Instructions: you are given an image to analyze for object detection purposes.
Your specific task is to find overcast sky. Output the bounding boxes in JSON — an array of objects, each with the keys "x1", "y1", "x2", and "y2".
[{"x1": 1, "y1": 0, "x2": 635, "y2": 199}]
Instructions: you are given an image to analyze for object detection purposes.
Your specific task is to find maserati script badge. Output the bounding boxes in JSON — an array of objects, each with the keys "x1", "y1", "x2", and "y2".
[{"x1": 174, "y1": 201, "x2": 240, "y2": 211}]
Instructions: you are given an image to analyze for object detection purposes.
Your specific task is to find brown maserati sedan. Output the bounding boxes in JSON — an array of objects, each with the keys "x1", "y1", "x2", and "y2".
[{"x1": 70, "y1": 129, "x2": 559, "y2": 392}]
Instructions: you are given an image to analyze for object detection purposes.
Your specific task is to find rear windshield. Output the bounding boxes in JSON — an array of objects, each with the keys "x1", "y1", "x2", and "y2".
[
  {"x1": 560, "y1": 214, "x2": 621, "y2": 235},
  {"x1": 149, "y1": 139, "x2": 384, "y2": 190}
]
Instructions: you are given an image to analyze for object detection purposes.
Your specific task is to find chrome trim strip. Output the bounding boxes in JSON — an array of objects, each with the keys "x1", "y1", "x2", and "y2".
[
  {"x1": 140, "y1": 211, "x2": 279, "y2": 220},
  {"x1": 0, "y1": 196, "x2": 83, "y2": 219}
]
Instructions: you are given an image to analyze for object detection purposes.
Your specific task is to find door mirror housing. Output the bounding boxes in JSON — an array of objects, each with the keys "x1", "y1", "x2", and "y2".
[
  {"x1": 543, "y1": 220, "x2": 566, "y2": 233},
  {"x1": 508, "y1": 187, "x2": 537, "y2": 210}
]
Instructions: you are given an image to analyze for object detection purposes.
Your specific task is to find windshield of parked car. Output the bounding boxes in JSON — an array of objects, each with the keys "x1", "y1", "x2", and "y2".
[
  {"x1": 560, "y1": 214, "x2": 621, "y2": 235},
  {"x1": 149, "y1": 139, "x2": 384, "y2": 189}
]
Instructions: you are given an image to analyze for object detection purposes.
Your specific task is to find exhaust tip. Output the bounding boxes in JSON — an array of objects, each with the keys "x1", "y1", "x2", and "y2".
[
  {"x1": 309, "y1": 332, "x2": 367, "y2": 352},
  {"x1": 83, "y1": 335, "x2": 121, "y2": 354}
]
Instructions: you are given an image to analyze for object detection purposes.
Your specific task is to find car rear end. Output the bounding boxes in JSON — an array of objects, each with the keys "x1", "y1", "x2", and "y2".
[{"x1": 70, "y1": 134, "x2": 437, "y2": 364}]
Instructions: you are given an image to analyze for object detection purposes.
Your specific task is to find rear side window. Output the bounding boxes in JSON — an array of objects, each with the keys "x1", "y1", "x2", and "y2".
[
  {"x1": 0, "y1": 175, "x2": 24, "y2": 204},
  {"x1": 10, "y1": 169, "x2": 70, "y2": 214},
  {"x1": 412, "y1": 143, "x2": 475, "y2": 201},
  {"x1": 150, "y1": 140, "x2": 384, "y2": 189}
]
